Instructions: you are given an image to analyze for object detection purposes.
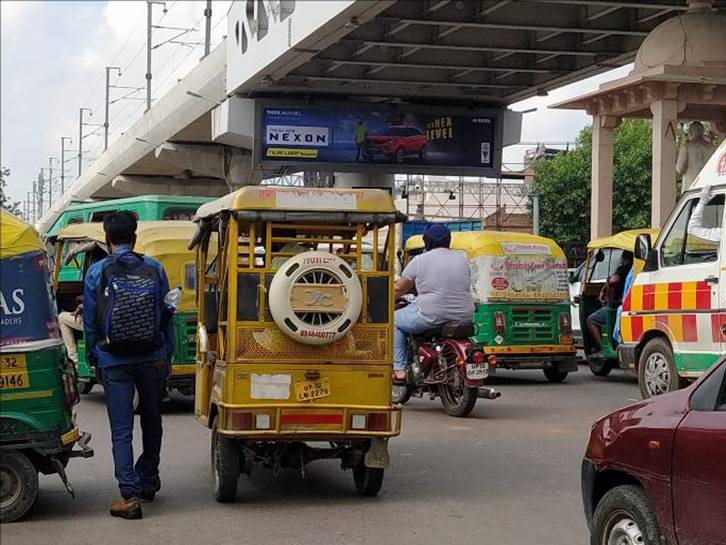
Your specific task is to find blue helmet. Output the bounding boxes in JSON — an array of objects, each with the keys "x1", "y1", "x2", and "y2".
[{"x1": 423, "y1": 223, "x2": 451, "y2": 251}]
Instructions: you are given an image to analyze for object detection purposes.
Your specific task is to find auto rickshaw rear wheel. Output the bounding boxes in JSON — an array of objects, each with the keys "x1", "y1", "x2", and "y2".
[
  {"x1": 587, "y1": 357, "x2": 613, "y2": 377},
  {"x1": 543, "y1": 368, "x2": 569, "y2": 383},
  {"x1": 211, "y1": 415, "x2": 240, "y2": 503},
  {"x1": 0, "y1": 450, "x2": 39, "y2": 522},
  {"x1": 353, "y1": 465, "x2": 384, "y2": 496}
]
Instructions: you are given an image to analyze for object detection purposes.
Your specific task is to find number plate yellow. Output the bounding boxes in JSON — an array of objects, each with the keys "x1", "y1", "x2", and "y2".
[
  {"x1": 294, "y1": 378, "x2": 331, "y2": 402},
  {"x1": 0, "y1": 354, "x2": 30, "y2": 390}
]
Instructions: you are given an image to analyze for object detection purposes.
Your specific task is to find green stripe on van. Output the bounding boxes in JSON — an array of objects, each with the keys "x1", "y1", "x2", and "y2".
[{"x1": 675, "y1": 352, "x2": 720, "y2": 373}]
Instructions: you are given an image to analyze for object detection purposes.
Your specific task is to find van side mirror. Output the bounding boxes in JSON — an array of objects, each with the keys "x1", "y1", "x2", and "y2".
[
  {"x1": 568, "y1": 271, "x2": 575, "y2": 284},
  {"x1": 595, "y1": 250, "x2": 605, "y2": 263},
  {"x1": 634, "y1": 234, "x2": 652, "y2": 262}
]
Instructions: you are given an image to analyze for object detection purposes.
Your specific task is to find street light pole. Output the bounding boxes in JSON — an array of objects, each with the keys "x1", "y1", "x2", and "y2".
[
  {"x1": 204, "y1": 0, "x2": 212, "y2": 57},
  {"x1": 146, "y1": 0, "x2": 166, "y2": 111},
  {"x1": 61, "y1": 136, "x2": 72, "y2": 193},
  {"x1": 48, "y1": 157, "x2": 55, "y2": 207},
  {"x1": 37, "y1": 170, "x2": 45, "y2": 216},
  {"x1": 104, "y1": 66, "x2": 121, "y2": 151},
  {"x1": 78, "y1": 107, "x2": 92, "y2": 177}
]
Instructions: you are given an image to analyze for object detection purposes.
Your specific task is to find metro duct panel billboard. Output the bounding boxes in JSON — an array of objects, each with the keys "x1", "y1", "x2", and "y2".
[{"x1": 256, "y1": 101, "x2": 502, "y2": 176}]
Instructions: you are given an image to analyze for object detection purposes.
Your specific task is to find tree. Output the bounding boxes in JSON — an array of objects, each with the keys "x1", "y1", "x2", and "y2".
[
  {"x1": 531, "y1": 119, "x2": 653, "y2": 246},
  {"x1": 0, "y1": 166, "x2": 22, "y2": 217}
]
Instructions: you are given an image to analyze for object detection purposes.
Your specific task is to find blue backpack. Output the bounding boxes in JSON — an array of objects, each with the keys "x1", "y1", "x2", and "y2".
[{"x1": 97, "y1": 251, "x2": 163, "y2": 355}]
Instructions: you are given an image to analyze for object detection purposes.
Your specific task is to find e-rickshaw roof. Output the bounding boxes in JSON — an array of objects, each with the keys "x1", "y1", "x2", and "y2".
[
  {"x1": 405, "y1": 230, "x2": 565, "y2": 258},
  {"x1": 587, "y1": 228, "x2": 660, "y2": 252},
  {"x1": 0, "y1": 209, "x2": 45, "y2": 259},
  {"x1": 55, "y1": 221, "x2": 197, "y2": 258},
  {"x1": 194, "y1": 186, "x2": 399, "y2": 222}
]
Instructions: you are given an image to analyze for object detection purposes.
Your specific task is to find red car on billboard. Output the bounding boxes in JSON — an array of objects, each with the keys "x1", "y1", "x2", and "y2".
[
  {"x1": 582, "y1": 356, "x2": 726, "y2": 545},
  {"x1": 365, "y1": 126, "x2": 427, "y2": 163}
]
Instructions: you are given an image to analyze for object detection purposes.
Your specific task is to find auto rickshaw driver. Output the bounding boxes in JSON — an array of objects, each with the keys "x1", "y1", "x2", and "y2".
[
  {"x1": 587, "y1": 251, "x2": 633, "y2": 359},
  {"x1": 393, "y1": 223, "x2": 475, "y2": 381}
]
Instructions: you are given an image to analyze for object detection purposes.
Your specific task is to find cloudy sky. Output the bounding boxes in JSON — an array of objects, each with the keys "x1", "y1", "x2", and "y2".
[{"x1": 0, "y1": 0, "x2": 631, "y2": 210}]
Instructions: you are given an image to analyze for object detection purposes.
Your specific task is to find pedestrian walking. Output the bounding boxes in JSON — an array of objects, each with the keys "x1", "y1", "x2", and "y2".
[{"x1": 83, "y1": 211, "x2": 174, "y2": 520}]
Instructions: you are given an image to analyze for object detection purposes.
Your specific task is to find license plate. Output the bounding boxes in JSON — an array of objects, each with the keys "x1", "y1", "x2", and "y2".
[
  {"x1": 294, "y1": 378, "x2": 331, "y2": 402},
  {"x1": 466, "y1": 362, "x2": 488, "y2": 380},
  {"x1": 0, "y1": 354, "x2": 30, "y2": 390}
]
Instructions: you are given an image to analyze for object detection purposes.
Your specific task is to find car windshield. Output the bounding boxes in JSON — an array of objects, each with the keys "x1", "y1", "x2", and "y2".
[{"x1": 383, "y1": 127, "x2": 414, "y2": 137}]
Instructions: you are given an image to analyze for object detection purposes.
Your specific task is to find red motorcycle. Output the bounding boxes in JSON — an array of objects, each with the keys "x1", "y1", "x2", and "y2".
[{"x1": 392, "y1": 305, "x2": 500, "y2": 417}]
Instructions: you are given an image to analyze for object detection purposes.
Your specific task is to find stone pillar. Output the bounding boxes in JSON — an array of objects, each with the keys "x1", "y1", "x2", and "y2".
[
  {"x1": 650, "y1": 100, "x2": 679, "y2": 228},
  {"x1": 590, "y1": 115, "x2": 620, "y2": 239}
]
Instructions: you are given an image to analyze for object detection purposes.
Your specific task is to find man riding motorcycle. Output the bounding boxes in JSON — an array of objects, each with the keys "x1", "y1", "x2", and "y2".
[{"x1": 393, "y1": 223, "x2": 474, "y2": 381}]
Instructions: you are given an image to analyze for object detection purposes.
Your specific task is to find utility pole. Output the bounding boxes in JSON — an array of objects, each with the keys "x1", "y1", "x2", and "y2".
[
  {"x1": 146, "y1": 1, "x2": 167, "y2": 111},
  {"x1": 204, "y1": 0, "x2": 212, "y2": 56},
  {"x1": 78, "y1": 107, "x2": 92, "y2": 177},
  {"x1": 48, "y1": 158, "x2": 56, "y2": 208},
  {"x1": 104, "y1": 66, "x2": 122, "y2": 150},
  {"x1": 37, "y1": 170, "x2": 45, "y2": 217},
  {"x1": 60, "y1": 136, "x2": 72, "y2": 193}
]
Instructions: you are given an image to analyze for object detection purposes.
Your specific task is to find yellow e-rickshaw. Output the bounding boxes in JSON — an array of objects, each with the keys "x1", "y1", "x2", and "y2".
[
  {"x1": 191, "y1": 186, "x2": 403, "y2": 501},
  {"x1": 52, "y1": 221, "x2": 201, "y2": 398}
]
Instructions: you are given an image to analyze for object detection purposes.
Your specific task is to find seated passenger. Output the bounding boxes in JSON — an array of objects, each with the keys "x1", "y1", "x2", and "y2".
[
  {"x1": 393, "y1": 224, "x2": 474, "y2": 380},
  {"x1": 58, "y1": 297, "x2": 83, "y2": 366},
  {"x1": 587, "y1": 251, "x2": 633, "y2": 358},
  {"x1": 613, "y1": 267, "x2": 635, "y2": 346}
]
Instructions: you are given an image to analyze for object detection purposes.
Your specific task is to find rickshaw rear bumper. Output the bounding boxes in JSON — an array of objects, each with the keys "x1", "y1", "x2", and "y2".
[
  {"x1": 67, "y1": 430, "x2": 94, "y2": 459},
  {"x1": 215, "y1": 402, "x2": 402, "y2": 439},
  {"x1": 487, "y1": 353, "x2": 578, "y2": 372}
]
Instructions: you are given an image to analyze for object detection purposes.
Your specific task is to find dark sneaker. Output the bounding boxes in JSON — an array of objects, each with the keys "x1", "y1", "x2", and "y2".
[
  {"x1": 140, "y1": 479, "x2": 161, "y2": 502},
  {"x1": 110, "y1": 497, "x2": 143, "y2": 519}
]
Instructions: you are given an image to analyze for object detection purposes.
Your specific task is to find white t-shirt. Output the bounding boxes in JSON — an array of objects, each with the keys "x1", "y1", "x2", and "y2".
[{"x1": 402, "y1": 248, "x2": 475, "y2": 324}]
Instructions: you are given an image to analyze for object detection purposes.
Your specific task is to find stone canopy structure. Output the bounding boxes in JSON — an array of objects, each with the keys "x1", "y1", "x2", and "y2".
[{"x1": 554, "y1": 1, "x2": 726, "y2": 238}]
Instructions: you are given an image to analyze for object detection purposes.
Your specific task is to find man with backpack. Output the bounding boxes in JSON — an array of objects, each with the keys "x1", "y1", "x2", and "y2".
[{"x1": 83, "y1": 211, "x2": 174, "y2": 520}]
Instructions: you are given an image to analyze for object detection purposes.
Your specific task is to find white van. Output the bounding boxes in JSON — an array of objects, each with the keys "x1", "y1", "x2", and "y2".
[{"x1": 619, "y1": 140, "x2": 725, "y2": 398}]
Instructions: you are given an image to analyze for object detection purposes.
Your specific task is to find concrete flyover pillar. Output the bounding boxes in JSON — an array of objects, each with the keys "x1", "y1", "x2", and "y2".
[
  {"x1": 650, "y1": 99, "x2": 679, "y2": 228},
  {"x1": 590, "y1": 115, "x2": 621, "y2": 239}
]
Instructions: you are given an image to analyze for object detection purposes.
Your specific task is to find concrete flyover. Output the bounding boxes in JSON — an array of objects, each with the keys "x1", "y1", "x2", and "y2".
[{"x1": 37, "y1": 0, "x2": 721, "y2": 235}]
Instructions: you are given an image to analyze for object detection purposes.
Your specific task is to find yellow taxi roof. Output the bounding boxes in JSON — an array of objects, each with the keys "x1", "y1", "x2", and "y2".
[
  {"x1": 0, "y1": 209, "x2": 45, "y2": 259},
  {"x1": 194, "y1": 186, "x2": 397, "y2": 220},
  {"x1": 405, "y1": 230, "x2": 565, "y2": 258},
  {"x1": 56, "y1": 221, "x2": 197, "y2": 257},
  {"x1": 587, "y1": 228, "x2": 660, "y2": 252}
]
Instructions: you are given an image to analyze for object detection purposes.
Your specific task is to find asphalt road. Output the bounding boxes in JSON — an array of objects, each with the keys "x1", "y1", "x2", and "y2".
[{"x1": 2, "y1": 366, "x2": 642, "y2": 545}]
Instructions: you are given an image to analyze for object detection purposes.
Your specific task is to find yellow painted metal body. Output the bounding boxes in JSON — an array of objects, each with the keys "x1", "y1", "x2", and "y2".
[{"x1": 193, "y1": 187, "x2": 401, "y2": 439}]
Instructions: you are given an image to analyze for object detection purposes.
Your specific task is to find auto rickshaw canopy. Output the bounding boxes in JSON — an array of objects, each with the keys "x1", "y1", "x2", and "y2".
[
  {"x1": 405, "y1": 230, "x2": 566, "y2": 259},
  {"x1": 0, "y1": 209, "x2": 45, "y2": 259},
  {"x1": 587, "y1": 228, "x2": 660, "y2": 252}
]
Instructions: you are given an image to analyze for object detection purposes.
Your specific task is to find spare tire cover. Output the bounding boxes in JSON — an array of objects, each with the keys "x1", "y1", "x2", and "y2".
[{"x1": 268, "y1": 251, "x2": 362, "y2": 345}]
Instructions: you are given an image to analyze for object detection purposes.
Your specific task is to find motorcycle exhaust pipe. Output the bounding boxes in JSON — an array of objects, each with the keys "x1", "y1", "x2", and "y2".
[{"x1": 478, "y1": 387, "x2": 501, "y2": 400}]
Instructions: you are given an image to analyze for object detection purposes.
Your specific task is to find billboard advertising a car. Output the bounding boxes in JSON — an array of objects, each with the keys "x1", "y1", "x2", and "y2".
[{"x1": 257, "y1": 101, "x2": 501, "y2": 175}]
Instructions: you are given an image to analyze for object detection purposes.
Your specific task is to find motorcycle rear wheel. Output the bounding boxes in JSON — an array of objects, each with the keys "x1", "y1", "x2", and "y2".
[{"x1": 438, "y1": 367, "x2": 477, "y2": 417}]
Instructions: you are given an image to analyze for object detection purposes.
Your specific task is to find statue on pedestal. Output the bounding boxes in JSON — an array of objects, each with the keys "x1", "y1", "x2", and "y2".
[{"x1": 676, "y1": 121, "x2": 716, "y2": 188}]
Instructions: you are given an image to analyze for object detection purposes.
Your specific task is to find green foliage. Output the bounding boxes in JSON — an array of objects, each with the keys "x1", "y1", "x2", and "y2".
[
  {"x1": 0, "y1": 166, "x2": 22, "y2": 217},
  {"x1": 531, "y1": 119, "x2": 653, "y2": 245}
]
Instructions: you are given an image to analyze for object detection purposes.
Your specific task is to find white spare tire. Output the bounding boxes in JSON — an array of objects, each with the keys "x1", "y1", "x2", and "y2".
[{"x1": 269, "y1": 251, "x2": 362, "y2": 345}]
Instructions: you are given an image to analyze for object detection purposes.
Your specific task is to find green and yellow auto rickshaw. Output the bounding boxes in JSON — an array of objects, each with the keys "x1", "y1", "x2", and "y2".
[
  {"x1": 0, "y1": 210, "x2": 92, "y2": 522},
  {"x1": 51, "y1": 221, "x2": 201, "y2": 400},
  {"x1": 405, "y1": 231, "x2": 577, "y2": 382},
  {"x1": 579, "y1": 228, "x2": 659, "y2": 376}
]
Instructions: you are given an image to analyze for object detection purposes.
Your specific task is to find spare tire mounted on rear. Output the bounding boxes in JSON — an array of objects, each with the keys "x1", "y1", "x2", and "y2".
[{"x1": 269, "y1": 251, "x2": 362, "y2": 345}]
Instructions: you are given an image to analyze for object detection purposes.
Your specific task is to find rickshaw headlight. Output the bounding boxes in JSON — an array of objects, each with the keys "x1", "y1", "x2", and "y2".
[
  {"x1": 351, "y1": 414, "x2": 367, "y2": 430},
  {"x1": 255, "y1": 413, "x2": 271, "y2": 430}
]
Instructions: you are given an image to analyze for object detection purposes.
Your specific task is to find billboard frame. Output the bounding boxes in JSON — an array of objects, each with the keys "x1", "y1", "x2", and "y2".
[{"x1": 253, "y1": 98, "x2": 505, "y2": 177}]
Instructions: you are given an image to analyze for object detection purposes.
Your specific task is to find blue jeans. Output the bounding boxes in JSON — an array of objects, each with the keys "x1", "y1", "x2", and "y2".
[
  {"x1": 394, "y1": 304, "x2": 436, "y2": 370},
  {"x1": 101, "y1": 361, "x2": 166, "y2": 499}
]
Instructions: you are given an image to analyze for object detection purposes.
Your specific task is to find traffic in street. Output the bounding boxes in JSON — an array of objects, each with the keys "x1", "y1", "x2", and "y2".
[{"x1": 2, "y1": 368, "x2": 644, "y2": 545}]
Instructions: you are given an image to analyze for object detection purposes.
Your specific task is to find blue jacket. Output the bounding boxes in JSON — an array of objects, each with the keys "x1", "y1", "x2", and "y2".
[{"x1": 83, "y1": 245, "x2": 174, "y2": 368}]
